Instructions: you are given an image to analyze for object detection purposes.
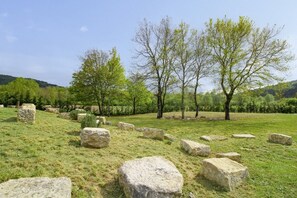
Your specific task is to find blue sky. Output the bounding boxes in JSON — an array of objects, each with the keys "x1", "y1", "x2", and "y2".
[{"x1": 1, "y1": 0, "x2": 297, "y2": 89}]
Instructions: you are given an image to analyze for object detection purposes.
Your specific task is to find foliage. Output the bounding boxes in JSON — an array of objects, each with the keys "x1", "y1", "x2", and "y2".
[
  {"x1": 206, "y1": 16, "x2": 294, "y2": 120},
  {"x1": 70, "y1": 48, "x2": 126, "y2": 115},
  {"x1": 81, "y1": 114, "x2": 97, "y2": 129},
  {"x1": 69, "y1": 109, "x2": 86, "y2": 120}
]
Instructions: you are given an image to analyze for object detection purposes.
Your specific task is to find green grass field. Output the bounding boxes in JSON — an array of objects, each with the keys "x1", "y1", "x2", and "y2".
[{"x1": 0, "y1": 108, "x2": 296, "y2": 197}]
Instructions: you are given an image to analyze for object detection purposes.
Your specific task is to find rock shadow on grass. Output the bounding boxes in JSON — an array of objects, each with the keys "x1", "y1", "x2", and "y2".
[
  {"x1": 1, "y1": 117, "x2": 17, "y2": 122},
  {"x1": 99, "y1": 178, "x2": 124, "y2": 198},
  {"x1": 195, "y1": 173, "x2": 227, "y2": 192},
  {"x1": 67, "y1": 130, "x2": 81, "y2": 136},
  {"x1": 68, "y1": 139, "x2": 81, "y2": 147}
]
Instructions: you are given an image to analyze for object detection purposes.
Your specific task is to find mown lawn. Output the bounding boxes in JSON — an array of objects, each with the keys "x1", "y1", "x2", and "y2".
[{"x1": 0, "y1": 108, "x2": 296, "y2": 197}]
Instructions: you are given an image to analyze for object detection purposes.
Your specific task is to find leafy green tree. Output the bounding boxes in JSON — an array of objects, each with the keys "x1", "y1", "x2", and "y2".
[
  {"x1": 70, "y1": 48, "x2": 125, "y2": 115},
  {"x1": 126, "y1": 73, "x2": 152, "y2": 115},
  {"x1": 6, "y1": 78, "x2": 39, "y2": 107},
  {"x1": 206, "y1": 16, "x2": 294, "y2": 120},
  {"x1": 134, "y1": 17, "x2": 176, "y2": 119}
]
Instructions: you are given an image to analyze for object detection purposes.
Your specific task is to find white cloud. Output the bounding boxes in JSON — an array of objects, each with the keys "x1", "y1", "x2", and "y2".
[
  {"x1": 5, "y1": 35, "x2": 17, "y2": 43},
  {"x1": 80, "y1": 26, "x2": 88, "y2": 32}
]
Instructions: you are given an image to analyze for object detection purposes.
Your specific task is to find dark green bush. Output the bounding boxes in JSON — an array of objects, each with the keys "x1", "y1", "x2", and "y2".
[
  {"x1": 69, "y1": 109, "x2": 86, "y2": 120},
  {"x1": 81, "y1": 114, "x2": 97, "y2": 129}
]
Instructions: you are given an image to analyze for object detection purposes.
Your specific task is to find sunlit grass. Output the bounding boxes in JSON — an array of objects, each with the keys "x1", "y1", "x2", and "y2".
[{"x1": 0, "y1": 108, "x2": 296, "y2": 197}]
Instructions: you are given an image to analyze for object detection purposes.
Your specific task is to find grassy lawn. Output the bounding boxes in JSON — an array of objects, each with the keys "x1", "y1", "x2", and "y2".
[{"x1": 0, "y1": 108, "x2": 296, "y2": 197}]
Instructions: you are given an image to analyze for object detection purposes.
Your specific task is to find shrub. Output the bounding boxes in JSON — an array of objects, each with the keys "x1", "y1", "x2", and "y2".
[
  {"x1": 81, "y1": 114, "x2": 97, "y2": 129},
  {"x1": 69, "y1": 109, "x2": 86, "y2": 120}
]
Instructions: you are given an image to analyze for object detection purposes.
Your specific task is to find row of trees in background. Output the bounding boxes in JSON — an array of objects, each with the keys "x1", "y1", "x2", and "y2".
[{"x1": 0, "y1": 16, "x2": 294, "y2": 120}]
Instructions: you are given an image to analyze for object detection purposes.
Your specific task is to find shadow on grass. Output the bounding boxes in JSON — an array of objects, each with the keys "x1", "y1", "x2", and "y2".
[
  {"x1": 68, "y1": 140, "x2": 81, "y2": 147},
  {"x1": 195, "y1": 173, "x2": 226, "y2": 192},
  {"x1": 100, "y1": 178, "x2": 125, "y2": 198},
  {"x1": 1, "y1": 117, "x2": 17, "y2": 122},
  {"x1": 67, "y1": 130, "x2": 80, "y2": 136}
]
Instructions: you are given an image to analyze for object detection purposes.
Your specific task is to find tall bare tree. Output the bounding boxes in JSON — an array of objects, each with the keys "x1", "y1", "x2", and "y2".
[
  {"x1": 173, "y1": 22, "x2": 195, "y2": 119},
  {"x1": 192, "y1": 31, "x2": 213, "y2": 118},
  {"x1": 206, "y1": 16, "x2": 294, "y2": 120},
  {"x1": 134, "y1": 17, "x2": 176, "y2": 119}
]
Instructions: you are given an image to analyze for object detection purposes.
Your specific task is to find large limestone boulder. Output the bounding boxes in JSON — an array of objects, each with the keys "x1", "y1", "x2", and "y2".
[
  {"x1": 118, "y1": 156, "x2": 183, "y2": 198},
  {"x1": 117, "y1": 122, "x2": 135, "y2": 131},
  {"x1": 180, "y1": 139, "x2": 210, "y2": 157},
  {"x1": 17, "y1": 103, "x2": 36, "y2": 124},
  {"x1": 77, "y1": 113, "x2": 87, "y2": 122},
  {"x1": 142, "y1": 128, "x2": 164, "y2": 140},
  {"x1": 58, "y1": 112, "x2": 70, "y2": 119},
  {"x1": 0, "y1": 177, "x2": 71, "y2": 198},
  {"x1": 268, "y1": 133, "x2": 292, "y2": 145},
  {"x1": 216, "y1": 152, "x2": 241, "y2": 162},
  {"x1": 201, "y1": 158, "x2": 249, "y2": 191},
  {"x1": 80, "y1": 127, "x2": 110, "y2": 148},
  {"x1": 200, "y1": 135, "x2": 228, "y2": 141}
]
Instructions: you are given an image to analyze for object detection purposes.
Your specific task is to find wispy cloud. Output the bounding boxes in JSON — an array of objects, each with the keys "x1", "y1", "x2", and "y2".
[
  {"x1": 5, "y1": 35, "x2": 18, "y2": 43},
  {"x1": 1, "y1": 12, "x2": 8, "y2": 17},
  {"x1": 80, "y1": 26, "x2": 88, "y2": 32}
]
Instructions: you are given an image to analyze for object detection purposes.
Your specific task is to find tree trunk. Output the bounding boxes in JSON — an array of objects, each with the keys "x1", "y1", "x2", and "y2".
[
  {"x1": 195, "y1": 105, "x2": 199, "y2": 118},
  {"x1": 224, "y1": 95, "x2": 232, "y2": 120},
  {"x1": 133, "y1": 97, "x2": 136, "y2": 115},
  {"x1": 181, "y1": 85, "x2": 185, "y2": 119},
  {"x1": 193, "y1": 82, "x2": 199, "y2": 118},
  {"x1": 157, "y1": 94, "x2": 162, "y2": 119}
]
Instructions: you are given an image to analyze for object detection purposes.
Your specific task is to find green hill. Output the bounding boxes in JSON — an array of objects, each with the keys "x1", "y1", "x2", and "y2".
[
  {"x1": 0, "y1": 74, "x2": 58, "y2": 88},
  {"x1": 260, "y1": 80, "x2": 297, "y2": 98}
]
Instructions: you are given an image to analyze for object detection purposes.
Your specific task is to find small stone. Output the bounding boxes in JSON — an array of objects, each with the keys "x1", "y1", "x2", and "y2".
[
  {"x1": 164, "y1": 133, "x2": 176, "y2": 142},
  {"x1": 117, "y1": 122, "x2": 135, "y2": 131},
  {"x1": 142, "y1": 128, "x2": 164, "y2": 140},
  {"x1": 201, "y1": 158, "x2": 249, "y2": 191},
  {"x1": 200, "y1": 135, "x2": 228, "y2": 141},
  {"x1": 0, "y1": 177, "x2": 71, "y2": 198},
  {"x1": 268, "y1": 133, "x2": 292, "y2": 145},
  {"x1": 58, "y1": 112, "x2": 70, "y2": 119},
  {"x1": 77, "y1": 113, "x2": 87, "y2": 122},
  {"x1": 45, "y1": 107, "x2": 60, "y2": 114},
  {"x1": 80, "y1": 127, "x2": 110, "y2": 148},
  {"x1": 216, "y1": 152, "x2": 241, "y2": 162},
  {"x1": 105, "y1": 121, "x2": 112, "y2": 125},
  {"x1": 232, "y1": 134, "x2": 255, "y2": 139},
  {"x1": 189, "y1": 192, "x2": 196, "y2": 198},
  {"x1": 180, "y1": 139, "x2": 210, "y2": 157},
  {"x1": 0, "y1": 104, "x2": 4, "y2": 108},
  {"x1": 118, "y1": 156, "x2": 183, "y2": 198},
  {"x1": 98, "y1": 116, "x2": 106, "y2": 124}
]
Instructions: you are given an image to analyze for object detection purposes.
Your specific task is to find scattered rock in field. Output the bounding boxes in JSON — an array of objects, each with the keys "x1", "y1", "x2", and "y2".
[
  {"x1": 58, "y1": 112, "x2": 70, "y2": 119},
  {"x1": 138, "y1": 128, "x2": 165, "y2": 140},
  {"x1": 200, "y1": 135, "x2": 228, "y2": 141},
  {"x1": 7, "y1": 105, "x2": 16, "y2": 108},
  {"x1": 0, "y1": 104, "x2": 4, "y2": 108},
  {"x1": 232, "y1": 134, "x2": 255, "y2": 139},
  {"x1": 17, "y1": 103, "x2": 36, "y2": 124},
  {"x1": 45, "y1": 107, "x2": 60, "y2": 114},
  {"x1": 117, "y1": 122, "x2": 135, "y2": 131},
  {"x1": 200, "y1": 116, "x2": 206, "y2": 119},
  {"x1": 201, "y1": 158, "x2": 249, "y2": 191},
  {"x1": 118, "y1": 156, "x2": 183, "y2": 198},
  {"x1": 268, "y1": 133, "x2": 292, "y2": 145},
  {"x1": 164, "y1": 133, "x2": 176, "y2": 142},
  {"x1": 98, "y1": 116, "x2": 106, "y2": 124},
  {"x1": 96, "y1": 120, "x2": 100, "y2": 125},
  {"x1": 216, "y1": 152, "x2": 241, "y2": 162},
  {"x1": 0, "y1": 177, "x2": 71, "y2": 198},
  {"x1": 180, "y1": 139, "x2": 210, "y2": 157},
  {"x1": 80, "y1": 127, "x2": 110, "y2": 148},
  {"x1": 77, "y1": 113, "x2": 87, "y2": 122},
  {"x1": 105, "y1": 121, "x2": 112, "y2": 125}
]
